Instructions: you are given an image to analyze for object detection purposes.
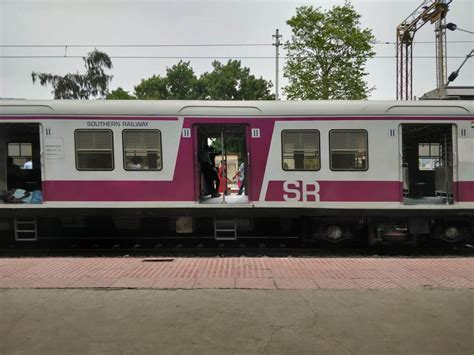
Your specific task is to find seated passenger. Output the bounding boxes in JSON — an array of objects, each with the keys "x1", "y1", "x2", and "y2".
[
  {"x1": 127, "y1": 156, "x2": 143, "y2": 170},
  {"x1": 23, "y1": 158, "x2": 33, "y2": 170}
]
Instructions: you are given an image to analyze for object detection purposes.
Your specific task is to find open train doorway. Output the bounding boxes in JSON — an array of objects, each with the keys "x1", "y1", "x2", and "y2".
[
  {"x1": 195, "y1": 125, "x2": 249, "y2": 204},
  {"x1": 0, "y1": 123, "x2": 43, "y2": 204},
  {"x1": 401, "y1": 124, "x2": 456, "y2": 205}
]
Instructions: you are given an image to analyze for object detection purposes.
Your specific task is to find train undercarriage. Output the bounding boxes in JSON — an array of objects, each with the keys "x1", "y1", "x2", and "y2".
[{"x1": 0, "y1": 208, "x2": 472, "y2": 249}]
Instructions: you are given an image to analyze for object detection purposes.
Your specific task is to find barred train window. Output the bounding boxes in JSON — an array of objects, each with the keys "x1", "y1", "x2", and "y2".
[
  {"x1": 282, "y1": 130, "x2": 320, "y2": 171},
  {"x1": 75, "y1": 130, "x2": 114, "y2": 171},
  {"x1": 418, "y1": 143, "x2": 440, "y2": 171},
  {"x1": 123, "y1": 130, "x2": 162, "y2": 171},
  {"x1": 330, "y1": 130, "x2": 368, "y2": 171},
  {"x1": 8, "y1": 143, "x2": 32, "y2": 167}
]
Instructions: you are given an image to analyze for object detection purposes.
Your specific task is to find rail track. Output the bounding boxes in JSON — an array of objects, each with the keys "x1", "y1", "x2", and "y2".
[{"x1": 1, "y1": 236, "x2": 472, "y2": 257}]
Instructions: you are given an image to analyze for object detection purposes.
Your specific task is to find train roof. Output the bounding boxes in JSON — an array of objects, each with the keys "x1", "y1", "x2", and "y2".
[{"x1": 1, "y1": 99, "x2": 473, "y2": 117}]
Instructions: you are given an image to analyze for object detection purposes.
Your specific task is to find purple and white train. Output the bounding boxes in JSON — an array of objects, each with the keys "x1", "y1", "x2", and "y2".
[{"x1": 0, "y1": 100, "x2": 473, "y2": 244}]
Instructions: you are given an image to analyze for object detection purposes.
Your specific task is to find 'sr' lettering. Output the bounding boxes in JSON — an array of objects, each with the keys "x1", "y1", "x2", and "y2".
[
  {"x1": 303, "y1": 182, "x2": 320, "y2": 202},
  {"x1": 283, "y1": 181, "x2": 301, "y2": 201}
]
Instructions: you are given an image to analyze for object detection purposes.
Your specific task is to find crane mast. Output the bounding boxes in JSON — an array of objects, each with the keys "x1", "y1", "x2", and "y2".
[{"x1": 396, "y1": 0, "x2": 451, "y2": 100}]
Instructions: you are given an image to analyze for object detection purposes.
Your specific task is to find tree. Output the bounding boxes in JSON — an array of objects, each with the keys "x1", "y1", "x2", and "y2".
[
  {"x1": 198, "y1": 60, "x2": 274, "y2": 100},
  {"x1": 106, "y1": 87, "x2": 135, "y2": 100},
  {"x1": 132, "y1": 60, "x2": 274, "y2": 100},
  {"x1": 134, "y1": 61, "x2": 199, "y2": 99},
  {"x1": 32, "y1": 49, "x2": 113, "y2": 99},
  {"x1": 134, "y1": 75, "x2": 168, "y2": 100},
  {"x1": 283, "y1": 2, "x2": 375, "y2": 100}
]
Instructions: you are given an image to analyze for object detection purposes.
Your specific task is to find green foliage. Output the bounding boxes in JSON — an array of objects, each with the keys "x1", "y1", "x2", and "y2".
[
  {"x1": 198, "y1": 60, "x2": 274, "y2": 100},
  {"x1": 134, "y1": 61, "x2": 199, "y2": 99},
  {"x1": 283, "y1": 2, "x2": 375, "y2": 100},
  {"x1": 134, "y1": 75, "x2": 168, "y2": 100},
  {"x1": 106, "y1": 87, "x2": 135, "y2": 100},
  {"x1": 133, "y1": 60, "x2": 274, "y2": 100},
  {"x1": 31, "y1": 49, "x2": 113, "y2": 99}
]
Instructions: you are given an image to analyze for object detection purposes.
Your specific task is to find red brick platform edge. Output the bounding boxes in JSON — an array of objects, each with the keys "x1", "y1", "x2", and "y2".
[{"x1": 0, "y1": 257, "x2": 473, "y2": 290}]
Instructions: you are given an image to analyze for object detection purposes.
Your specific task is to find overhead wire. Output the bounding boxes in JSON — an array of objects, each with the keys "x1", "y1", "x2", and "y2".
[
  {"x1": 1, "y1": 43, "x2": 273, "y2": 48},
  {"x1": 1, "y1": 41, "x2": 471, "y2": 60},
  {"x1": 0, "y1": 40, "x2": 473, "y2": 48},
  {"x1": 373, "y1": 40, "x2": 474, "y2": 44},
  {"x1": 0, "y1": 55, "x2": 470, "y2": 59}
]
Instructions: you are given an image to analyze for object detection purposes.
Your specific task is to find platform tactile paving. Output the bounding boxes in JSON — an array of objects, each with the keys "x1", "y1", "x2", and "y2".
[{"x1": 0, "y1": 257, "x2": 472, "y2": 290}]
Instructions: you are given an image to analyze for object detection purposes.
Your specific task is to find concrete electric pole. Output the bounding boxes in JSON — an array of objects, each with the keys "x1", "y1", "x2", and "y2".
[{"x1": 272, "y1": 29, "x2": 282, "y2": 100}]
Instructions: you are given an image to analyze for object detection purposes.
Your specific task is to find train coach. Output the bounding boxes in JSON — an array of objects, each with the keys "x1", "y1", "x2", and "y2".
[{"x1": 0, "y1": 100, "x2": 473, "y2": 245}]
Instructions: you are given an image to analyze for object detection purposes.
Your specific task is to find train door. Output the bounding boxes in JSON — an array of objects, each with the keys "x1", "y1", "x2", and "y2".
[
  {"x1": 194, "y1": 124, "x2": 249, "y2": 204},
  {"x1": 400, "y1": 124, "x2": 456, "y2": 205},
  {"x1": 0, "y1": 123, "x2": 43, "y2": 203}
]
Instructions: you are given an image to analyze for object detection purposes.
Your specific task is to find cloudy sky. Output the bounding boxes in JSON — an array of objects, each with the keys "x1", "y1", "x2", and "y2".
[{"x1": 1, "y1": 0, "x2": 473, "y2": 100}]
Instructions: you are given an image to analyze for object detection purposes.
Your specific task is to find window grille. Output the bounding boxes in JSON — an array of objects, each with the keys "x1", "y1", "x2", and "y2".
[
  {"x1": 123, "y1": 130, "x2": 162, "y2": 170},
  {"x1": 282, "y1": 130, "x2": 320, "y2": 171},
  {"x1": 8, "y1": 143, "x2": 32, "y2": 167},
  {"x1": 75, "y1": 130, "x2": 114, "y2": 171},
  {"x1": 418, "y1": 142, "x2": 442, "y2": 171},
  {"x1": 330, "y1": 130, "x2": 368, "y2": 171}
]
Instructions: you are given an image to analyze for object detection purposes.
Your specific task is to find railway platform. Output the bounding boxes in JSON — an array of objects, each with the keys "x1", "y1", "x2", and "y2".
[
  {"x1": 0, "y1": 256, "x2": 472, "y2": 289},
  {"x1": 1, "y1": 256, "x2": 473, "y2": 354}
]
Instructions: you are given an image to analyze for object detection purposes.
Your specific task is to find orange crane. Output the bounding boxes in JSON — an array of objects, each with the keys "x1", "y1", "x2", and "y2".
[{"x1": 396, "y1": 0, "x2": 451, "y2": 100}]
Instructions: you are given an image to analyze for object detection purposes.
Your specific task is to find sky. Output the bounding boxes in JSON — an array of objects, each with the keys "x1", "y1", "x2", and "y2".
[{"x1": 0, "y1": 0, "x2": 473, "y2": 100}]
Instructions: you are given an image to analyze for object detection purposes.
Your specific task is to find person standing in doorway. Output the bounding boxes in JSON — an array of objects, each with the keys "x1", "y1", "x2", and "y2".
[
  {"x1": 233, "y1": 160, "x2": 246, "y2": 195},
  {"x1": 199, "y1": 142, "x2": 220, "y2": 198},
  {"x1": 218, "y1": 161, "x2": 231, "y2": 195}
]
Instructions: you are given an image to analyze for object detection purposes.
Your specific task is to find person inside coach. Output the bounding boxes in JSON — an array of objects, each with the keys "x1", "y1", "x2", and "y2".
[
  {"x1": 199, "y1": 142, "x2": 220, "y2": 198},
  {"x1": 127, "y1": 156, "x2": 143, "y2": 170},
  {"x1": 233, "y1": 159, "x2": 246, "y2": 196},
  {"x1": 7, "y1": 157, "x2": 24, "y2": 190}
]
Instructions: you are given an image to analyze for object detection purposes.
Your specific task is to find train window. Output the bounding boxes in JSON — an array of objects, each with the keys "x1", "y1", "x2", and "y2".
[
  {"x1": 329, "y1": 130, "x2": 368, "y2": 171},
  {"x1": 8, "y1": 143, "x2": 32, "y2": 168},
  {"x1": 74, "y1": 130, "x2": 114, "y2": 171},
  {"x1": 123, "y1": 130, "x2": 162, "y2": 171},
  {"x1": 418, "y1": 143, "x2": 441, "y2": 170},
  {"x1": 281, "y1": 130, "x2": 320, "y2": 171}
]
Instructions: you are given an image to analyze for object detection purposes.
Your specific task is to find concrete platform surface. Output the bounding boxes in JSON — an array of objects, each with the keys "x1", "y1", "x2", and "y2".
[
  {"x1": 0, "y1": 257, "x2": 473, "y2": 290},
  {"x1": 0, "y1": 288, "x2": 472, "y2": 354}
]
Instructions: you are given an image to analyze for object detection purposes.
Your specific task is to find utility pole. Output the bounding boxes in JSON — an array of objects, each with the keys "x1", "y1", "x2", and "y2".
[
  {"x1": 396, "y1": 0, "x2": 451, "y2": 100},
  {"x1": 272, "y1": 29, "x2": 282, "y2": 100},
  {"x1": 435, "y1": 16, "x2": 448, "y2": 93}
]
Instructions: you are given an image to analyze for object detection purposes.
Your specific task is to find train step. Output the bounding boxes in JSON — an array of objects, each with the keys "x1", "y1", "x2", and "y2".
[
  {"x1": 214, "y1": 218, "x2": 237, "y2": 240},
  {"x1": 14, "y1": 218, "x2": 38, "y2": 241}
]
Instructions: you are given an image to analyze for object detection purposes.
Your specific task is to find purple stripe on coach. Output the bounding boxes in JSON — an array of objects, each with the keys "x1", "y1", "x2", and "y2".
[{"x1": 264, "y1": 180, "x2": 402, "y2": 202}]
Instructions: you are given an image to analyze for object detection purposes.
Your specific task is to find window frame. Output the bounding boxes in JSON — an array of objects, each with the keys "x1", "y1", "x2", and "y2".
[
  {"x1": 418, "y1": 142, "x2": 441, "y2": 171},
  {"x1": 329, "y1": 129, "x2": 369, "y2": 172},
  {"x1": 7, "y1": 142, "x2": 33, "y2": 167},
  {"x1": 281, "y1": 129, "x2": 321, "y2": 172},
  {"x1": 122, "y1": 129, "x2": 163, "y2": 172},
  {"x1": 74, "y1": 129, "x2": 115, "y2": 171}
]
